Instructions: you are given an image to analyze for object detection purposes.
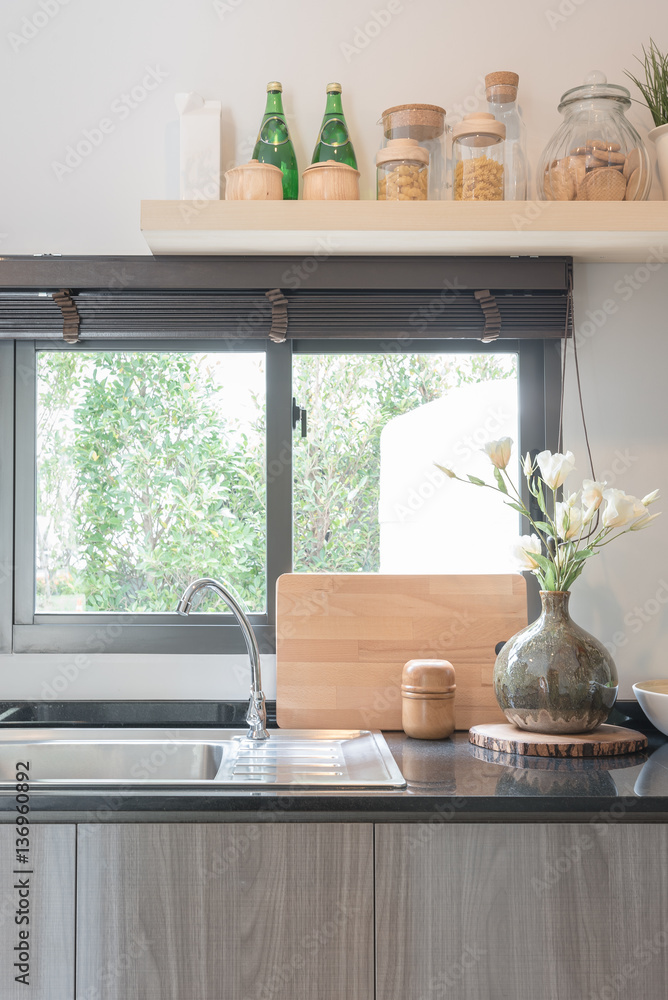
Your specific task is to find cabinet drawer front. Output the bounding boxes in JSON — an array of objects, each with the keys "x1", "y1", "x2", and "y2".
[
  {"x1": 376, "y1": 823, "x2": 668, "y2": 1000},
  {"x1": 0, "y1": 825, "x2": 75, "y2": 1000},
  {"x1": 77, "y1": 822, "x2": 373, "y2": 1000}
]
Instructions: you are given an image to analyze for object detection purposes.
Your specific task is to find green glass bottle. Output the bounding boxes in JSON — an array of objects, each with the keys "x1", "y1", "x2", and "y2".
[
  {"x1": 311, "y1": 83, "x2": 357, "y2": 168},
  {"x1": 252, "y1": 82, "x2": 299, "y2": 200}
]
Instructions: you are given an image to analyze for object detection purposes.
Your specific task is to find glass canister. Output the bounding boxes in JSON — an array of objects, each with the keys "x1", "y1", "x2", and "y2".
[
  {"x1": 378, "y1": 104, "x2": 446, "y2": 199},
  {"x1": 537, "y1": 71, "x2": 652, "y2": 201},
  {"x1": 376, "y1": 139, "x2": 429, "y2": 201},
  {"x1": 452, "y1": 113, "x2": 505, "y2": 201},
  {"x1": 486, "y1": 71, "x2": 527, "y2": 200}
]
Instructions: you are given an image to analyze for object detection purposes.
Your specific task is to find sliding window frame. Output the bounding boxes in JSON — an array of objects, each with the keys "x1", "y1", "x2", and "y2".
[{"x1": 13, "y1": 338, "x2": 293, "y2": 654}]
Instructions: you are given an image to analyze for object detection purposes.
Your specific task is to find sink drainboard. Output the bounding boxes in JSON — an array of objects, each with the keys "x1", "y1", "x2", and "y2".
[{"x1": 226, "y1": 739, "x2": 347, "y2": 783}]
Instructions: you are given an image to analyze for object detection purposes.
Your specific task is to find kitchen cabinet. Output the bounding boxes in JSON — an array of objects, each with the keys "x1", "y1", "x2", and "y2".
[
  {"x1": 76, "y1": 822, "x2": 374, "y2": 1000},
  {"x1": 0, "y1": 824, "x2": 75, "y2": 1000},
  {"x1": 375, "y1": 822, "x2": 668, "y2": 1000}
]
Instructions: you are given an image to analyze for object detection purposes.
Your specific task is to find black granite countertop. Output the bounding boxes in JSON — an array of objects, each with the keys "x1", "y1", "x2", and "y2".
[{"x1": 0, "y1": 701, "x2": 667, "y2": 823}]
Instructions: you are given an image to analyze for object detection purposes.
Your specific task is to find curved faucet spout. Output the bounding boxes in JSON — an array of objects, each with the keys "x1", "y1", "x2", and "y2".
[{"x1": 177, "y1": 578, "x2": 269, "y2": 740}]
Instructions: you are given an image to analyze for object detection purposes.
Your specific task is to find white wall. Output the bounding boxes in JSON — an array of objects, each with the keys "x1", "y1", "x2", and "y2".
[{"x1": 1, "y1": 0, "x2": 667, "y2": 699}]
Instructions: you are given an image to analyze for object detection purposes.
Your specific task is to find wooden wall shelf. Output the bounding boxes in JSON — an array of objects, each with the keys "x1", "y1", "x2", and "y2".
[{"x1": 140, "y1": 200, "x2": 668, "y2": 263}]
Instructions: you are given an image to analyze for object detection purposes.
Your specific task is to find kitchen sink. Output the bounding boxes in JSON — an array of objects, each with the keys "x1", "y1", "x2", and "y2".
[{"x1": 0, "y1": 728, "x2": 405, "y2": 789}]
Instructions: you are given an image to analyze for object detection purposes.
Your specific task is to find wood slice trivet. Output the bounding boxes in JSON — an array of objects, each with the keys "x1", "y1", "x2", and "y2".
[{"x1": 469, "y1": 723, "x2": 647, "y2": 758}]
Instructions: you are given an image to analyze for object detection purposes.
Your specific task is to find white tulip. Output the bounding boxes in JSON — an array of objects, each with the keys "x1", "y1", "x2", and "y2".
[
  {"x1": 482, "y1": 437, "x2": 512, "y2": 470},
  {"x1": 601, "y1": 489, "x2": 646, "y2": 529},
  {"x1": 555, "y1": 501, "x2": 583, "y2": 541},
  {"x1": 511, "y1": 534, "x2": 542, "y2": 571},
  {"x1": 536, "y1": 450, "x2": 576, "y2": 490}
]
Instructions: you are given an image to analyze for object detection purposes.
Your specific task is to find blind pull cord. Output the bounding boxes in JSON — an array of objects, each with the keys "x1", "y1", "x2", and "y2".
[
  {"x1": 265, "y1": 288, "x2": 289, "y2": 343},
  {"x1": 474, "y1": 289, "x2": 502, "y2": 343},
  {"x1": 52, "y1": 289, "x2": 81, "y2": 344}
]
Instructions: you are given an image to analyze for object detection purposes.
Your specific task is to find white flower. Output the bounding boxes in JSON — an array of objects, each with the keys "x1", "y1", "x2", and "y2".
[
  {"x1": 601, "y1": 489, "x2": 646, "y2": 529},
  {"x1": 630, "y1": 512, "x2": 662, "y2": 530},
  {"x1": 536, "y1": 450, "x2": 576, "y2": 490},
  {"x1": 555, "y1": 501, "x2": 584, "y2": 541},
  {"x1": 511, "y1": 534, "x2": 542, "y2": 571},
  {"x1": 642, "y1": 489, "x2": 660, "y2": 506},
  {"x1": 582, "y1": 479, "x2": 607, "y2": 511},
  {"x1": 522, "y1": 452, "x2": 533, "y2": 478},
  {"x1": 482, "y1": 437, "x2": 512, "y2": 470}
]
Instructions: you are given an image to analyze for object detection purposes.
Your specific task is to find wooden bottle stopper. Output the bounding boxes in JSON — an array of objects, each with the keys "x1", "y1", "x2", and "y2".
[{"x1": 401, "y1": 659, "x2": 456, "y2": 740}]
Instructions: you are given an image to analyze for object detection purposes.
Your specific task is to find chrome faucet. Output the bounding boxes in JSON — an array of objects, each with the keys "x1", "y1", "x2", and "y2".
[{"x1": 176, "y1": 578, "x2": 269, "y2": 741}]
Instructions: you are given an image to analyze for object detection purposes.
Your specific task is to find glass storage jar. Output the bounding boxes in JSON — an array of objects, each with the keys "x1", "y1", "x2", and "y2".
[
  {"x1": 376, "y1": 139, "x2": 429, "y2": 201},
  {"x1": 537, "y1": 71, "x2": 651, "y2": 201},
  {"x1": 452, "y1": 113, "x2": 505, "y2": 201},
  {"x1": 378, "y1": 104, "x2": 446, "y2": 199}
]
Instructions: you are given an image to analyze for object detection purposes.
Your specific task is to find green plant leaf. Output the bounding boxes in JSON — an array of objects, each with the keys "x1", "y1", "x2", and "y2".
[
  {"x1": 505, "y1": 501, "x2": 527, "y2": 515},
  {"x1": 494, "y1": 468, "x2": 508, "y2": 494},
  {"x1": 467, "y1": 475, "x2": 486, "y2": 486}
]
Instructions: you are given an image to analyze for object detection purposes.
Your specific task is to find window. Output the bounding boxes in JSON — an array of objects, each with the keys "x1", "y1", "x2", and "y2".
[
  {"x1": 293, "y1": 351, "x2": 519, "y2": 575},
  {"x1": 35, "y1": 349, "x2": 266, "y2": 614},
  {"x1": 7, "y1": 334, "x2": 559, "y2": 655}
]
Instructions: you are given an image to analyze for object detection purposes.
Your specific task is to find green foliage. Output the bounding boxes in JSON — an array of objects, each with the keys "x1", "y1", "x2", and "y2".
[
  {"x1": 36, "y1": 352, "x2": 265, "y2": 613},
  {"x1": 37, "y1": 348, "x2": 515, "y2": 613},
  {"x1": 293, "y1": 352, "x2": 515, "y2": 572},
  {"x1": 626, "y1": 39, "x2": 668, "y2": 127}
]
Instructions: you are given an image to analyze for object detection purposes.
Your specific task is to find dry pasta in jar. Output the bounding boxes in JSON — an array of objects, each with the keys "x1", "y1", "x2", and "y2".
[{"x1": 376, "y1": 138, "x2": 429, "y2": 201}]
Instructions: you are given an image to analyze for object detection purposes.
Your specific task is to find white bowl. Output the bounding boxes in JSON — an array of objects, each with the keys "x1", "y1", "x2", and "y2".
[{"x1": 633, "y1": 680, "x2": 668, "y2": 736}]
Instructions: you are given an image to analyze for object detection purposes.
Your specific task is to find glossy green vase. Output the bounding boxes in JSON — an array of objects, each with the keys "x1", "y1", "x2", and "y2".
[{"x1": 494, "y1": 591, "x2": 618, "y2": 734}]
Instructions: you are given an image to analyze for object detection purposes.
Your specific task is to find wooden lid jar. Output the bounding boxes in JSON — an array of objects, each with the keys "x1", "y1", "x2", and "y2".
[
  {"x1": 378, "y1": 103, "x2": 446, "y2": 199},
  {"x1": 376, "y1": 139, "x2": 429, "y2": 201},
  {"x1": 401, "y1": 659, "x2": 456, "y2": 740},
  {"x1": 302, "y1": 160, "x2": 360, "y2": 200},
  {"x1": 224, "y1": 159, "x2": 283, "y2": 200}
]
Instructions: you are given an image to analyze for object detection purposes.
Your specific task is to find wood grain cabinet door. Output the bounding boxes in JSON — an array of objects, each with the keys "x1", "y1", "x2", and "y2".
[
  {"x1": 376, "y1": 823, "x2": 668, "y2": 1000},
  {"x1": 76, "y1": 822, "x2": 374, "y2": 1000},
  {"x1": 0, "y1": 824, "x2": 75, "y2": 999}
]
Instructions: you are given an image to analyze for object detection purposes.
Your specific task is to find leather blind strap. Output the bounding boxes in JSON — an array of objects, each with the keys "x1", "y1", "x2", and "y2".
[
  {"x1": 52, "y1": 289, "x2": 81, "y2": 344},
  {"x1": 265, "y1": 288, "x2": 289, "y2": 343},
  {"x1": 474, "y1": 289, "x2": 502, "y2": 343}
]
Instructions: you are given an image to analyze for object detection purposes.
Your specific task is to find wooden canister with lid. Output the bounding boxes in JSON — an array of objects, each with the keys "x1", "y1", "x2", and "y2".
[{"x1": 401, "y1": 659, "x2": 456, "y2": 740}]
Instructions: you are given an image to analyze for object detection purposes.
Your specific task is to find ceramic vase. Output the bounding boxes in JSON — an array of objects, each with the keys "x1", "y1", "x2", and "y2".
[
  {"x1": 649, "y1": 123, "x2": 668, "y2": 199},
  {"x1": 494, "y1": 590, "x2": 618, "y2": 734}
]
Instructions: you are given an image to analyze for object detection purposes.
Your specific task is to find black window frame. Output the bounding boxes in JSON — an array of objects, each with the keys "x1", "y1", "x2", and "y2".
[{"x1": 3, "y1": 336, "x2": 560, "y2": 654}]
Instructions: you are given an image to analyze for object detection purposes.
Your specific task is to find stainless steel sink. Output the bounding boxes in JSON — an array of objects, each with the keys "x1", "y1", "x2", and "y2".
[{"x1": 0, "y1": 728, "x2": 405, "y2": 789}]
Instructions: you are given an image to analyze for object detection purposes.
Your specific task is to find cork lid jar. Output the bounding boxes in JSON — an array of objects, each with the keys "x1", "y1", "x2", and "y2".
[{"x1": 378, "y1": 103, "x2": 446, "y2": 199}]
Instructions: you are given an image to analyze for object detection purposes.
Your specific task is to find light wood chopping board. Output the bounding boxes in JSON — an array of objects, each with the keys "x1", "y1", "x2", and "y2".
[{"x1": 276, "y1": 573, "x2": 527, "y2": 731}]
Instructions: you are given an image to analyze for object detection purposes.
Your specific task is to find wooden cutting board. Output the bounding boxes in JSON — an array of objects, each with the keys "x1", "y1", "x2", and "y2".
[{"x1": 276, "y1": 573, "x2": 527, "y2": 731}]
